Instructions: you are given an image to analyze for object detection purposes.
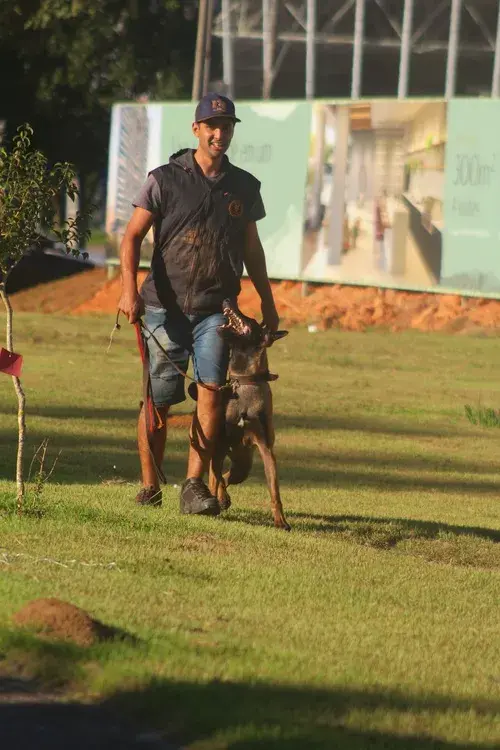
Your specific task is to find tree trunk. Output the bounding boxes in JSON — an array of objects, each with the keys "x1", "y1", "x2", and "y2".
[{"x1": 0, "y1": 281, "x2": 26, "y2": 514}]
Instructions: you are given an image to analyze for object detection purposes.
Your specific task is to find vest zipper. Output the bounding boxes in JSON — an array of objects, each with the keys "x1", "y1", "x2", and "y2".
[{"x1": 182, "y1": 178, "x2": 223, "y2": 314}]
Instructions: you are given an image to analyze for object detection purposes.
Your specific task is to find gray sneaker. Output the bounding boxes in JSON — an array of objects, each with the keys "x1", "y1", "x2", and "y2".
[{"x1": 180, "y1": 479, "x2": 220, "y2": 516}]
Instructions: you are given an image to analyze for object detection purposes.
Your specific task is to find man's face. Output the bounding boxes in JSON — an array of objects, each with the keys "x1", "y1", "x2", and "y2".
[{"x1": 193, "y1": 118, "x2": 235, "y2": 158}]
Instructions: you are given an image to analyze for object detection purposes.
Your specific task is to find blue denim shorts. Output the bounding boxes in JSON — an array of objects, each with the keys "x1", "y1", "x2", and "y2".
[{"x1": 143, "y1": 306, "x2": 229, "y2": 407}]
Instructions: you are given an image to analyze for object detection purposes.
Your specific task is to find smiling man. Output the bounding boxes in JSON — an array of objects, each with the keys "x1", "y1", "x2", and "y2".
[{"x1": 118, "y1": 93, "x2": 279, "y2": 516}]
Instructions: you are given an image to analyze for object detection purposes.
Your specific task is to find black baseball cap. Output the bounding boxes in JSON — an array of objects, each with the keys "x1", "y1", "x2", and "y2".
[{"x1": 195, "y1": 92, "x2": 241, "y2": 123}]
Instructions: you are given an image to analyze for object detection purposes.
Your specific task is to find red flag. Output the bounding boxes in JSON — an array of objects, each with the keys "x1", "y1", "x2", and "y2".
[{"x1": 0, "y1": 348, "x2": 23, "y2": 377}]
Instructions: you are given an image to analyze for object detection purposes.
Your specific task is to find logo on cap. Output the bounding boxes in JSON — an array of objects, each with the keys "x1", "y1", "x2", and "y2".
[{"x1": 212, "y1": 98, "x2": 227, "y2": 113}]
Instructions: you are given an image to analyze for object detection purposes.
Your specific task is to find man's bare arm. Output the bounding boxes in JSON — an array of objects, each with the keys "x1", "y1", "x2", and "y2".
[
  {"x1": 243, "y1": 221, "x2": 279, "y2": 331},
  {"x1": 118, "y1": 207, "x2": 154, "y2": 323}
]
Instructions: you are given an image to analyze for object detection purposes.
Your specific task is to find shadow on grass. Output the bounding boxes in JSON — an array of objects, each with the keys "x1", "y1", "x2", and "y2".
[
  {"x1": 275, "y1": 412, "x2": 463, "y2": 439},
  {"x1": 0, "y1": 405, "x2": 465, "y2": 438},
  {"x1": 2, "y1": 426, "x2": 500, "y2": 496},
  {"x1": 289, "y1": 512, "x2": 500, "y2": 544},
  {"x1": 0, "y1": 405, "x2": 141, "y2": 422},
  {"x1": 222, "y1": 509, "x2": 500, "y2": 558},
  {"x1": 1, "y1": 668, "x2": 499, "y2": 749}
]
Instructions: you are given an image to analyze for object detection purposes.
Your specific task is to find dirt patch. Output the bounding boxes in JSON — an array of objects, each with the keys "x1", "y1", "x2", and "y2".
[
  {"x1": 11, "y1": 268, "x2": 109, "y2": 314},
  {"x1": 13, "y1": 598, "x2": 126, "y2": 647},
  {"x1": 10, "y1": 268, "x2": 500, "y2": 334}
]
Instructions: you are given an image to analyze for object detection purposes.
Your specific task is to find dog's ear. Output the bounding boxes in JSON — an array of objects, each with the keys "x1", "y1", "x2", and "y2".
[
  {"x1": 263, "y1": 328, "x2": 289, "y2": 347},
  {"x1": 272, "y1": 330, "x2": 288, "y2": 341}
]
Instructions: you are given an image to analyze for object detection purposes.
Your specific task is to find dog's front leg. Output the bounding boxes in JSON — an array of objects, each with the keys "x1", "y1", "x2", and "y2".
[
  {"x1": 209, "y1": 443, "x2": 231, "y2": 512},
  {"x1": 255, "y1": 438, "x2": 290, "y2": 531}
]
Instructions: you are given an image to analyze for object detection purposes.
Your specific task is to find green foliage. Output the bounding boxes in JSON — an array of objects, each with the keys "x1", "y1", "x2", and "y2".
[
  {"x1": 0, "y1": 124, "x2": 91, "y2": 277},
  {"x1": 0, "y1": 1, "x2": 197, "y2": 189},
  {"x1": 464, "y1": 403, "x2": 500, "y2": 427}
]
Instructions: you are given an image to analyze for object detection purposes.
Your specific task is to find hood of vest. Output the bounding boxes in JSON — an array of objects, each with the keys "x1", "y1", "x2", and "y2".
[{"x1": 168, "y1": 148, "x2": 230, "y2": 175}]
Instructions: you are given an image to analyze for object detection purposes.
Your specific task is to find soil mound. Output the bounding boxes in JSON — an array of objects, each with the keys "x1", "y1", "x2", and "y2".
[
  {"x1": 11, "y1": 268, "x2": 108, "y2": 314},
  {"x1": 10, "y1": 266, "x2": 500, "y2": 334},
  {"x1": 13, "y1": 598, "x2": 124, "y2": 647}
]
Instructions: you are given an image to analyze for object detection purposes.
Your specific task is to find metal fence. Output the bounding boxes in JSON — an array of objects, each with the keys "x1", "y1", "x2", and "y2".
[{"x1": 206, "y1": 0, "x2": 500, "y2": 99}]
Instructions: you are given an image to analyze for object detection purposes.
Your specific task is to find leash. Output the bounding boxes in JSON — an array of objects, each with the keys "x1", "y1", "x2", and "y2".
[
  {"x1": 109, "y1": 310, "x2": 231, "y2": 394},
  {"x1": 107, "y1": 310, "x2": 233, "y2": 485},
  {"x1": 107, "y1": 310, "x2": 282, "y2": 481}
]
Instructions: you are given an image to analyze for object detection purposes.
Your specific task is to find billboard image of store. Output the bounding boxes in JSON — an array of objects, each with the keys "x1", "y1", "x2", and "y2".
[
  {"x1": 105, "y1": 98, "x2": 500, "y2": 298},
  {"x1": 302, "y1": 101, "x2": 446, "y2": 289}
]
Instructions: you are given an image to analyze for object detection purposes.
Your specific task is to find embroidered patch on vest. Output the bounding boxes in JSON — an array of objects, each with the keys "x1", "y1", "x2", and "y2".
[{"x1": 228, "y1": 199, "x2": 243, "y2": 217}]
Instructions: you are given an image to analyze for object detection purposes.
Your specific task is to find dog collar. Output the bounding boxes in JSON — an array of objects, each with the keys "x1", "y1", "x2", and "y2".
[{"x1": 229, "y1": 371, "x2": 279, "y2": 387}]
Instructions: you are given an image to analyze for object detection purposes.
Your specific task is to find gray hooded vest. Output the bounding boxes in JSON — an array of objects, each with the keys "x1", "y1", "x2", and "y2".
[{"x1": 139, "y1": 149, "x2": 265, "y2": 315}]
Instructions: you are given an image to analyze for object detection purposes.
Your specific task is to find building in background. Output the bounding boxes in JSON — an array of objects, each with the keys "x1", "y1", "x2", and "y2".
[{"x1": 212, "y1": 0, "x2": 500, "y2": 100}]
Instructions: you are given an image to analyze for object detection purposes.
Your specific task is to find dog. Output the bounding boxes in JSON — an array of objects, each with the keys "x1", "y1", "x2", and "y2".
[{"x1": 208, "y1": 299, "x2": 290, "y2": 531}]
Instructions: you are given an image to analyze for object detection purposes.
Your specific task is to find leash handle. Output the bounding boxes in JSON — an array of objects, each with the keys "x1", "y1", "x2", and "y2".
[{"x1": 106, "y1": 310, "x2": 122, "y2": 354}]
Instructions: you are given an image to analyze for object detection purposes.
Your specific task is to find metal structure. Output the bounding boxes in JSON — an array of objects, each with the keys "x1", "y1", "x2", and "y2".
[{"x1": 206, "y1": 0, "x2": 500, "y2": 99}]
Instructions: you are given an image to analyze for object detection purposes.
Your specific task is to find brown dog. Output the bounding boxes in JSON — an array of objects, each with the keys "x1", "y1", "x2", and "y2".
[{"x1": 208, "y1": 299, "x2": 290, "y2": 531}]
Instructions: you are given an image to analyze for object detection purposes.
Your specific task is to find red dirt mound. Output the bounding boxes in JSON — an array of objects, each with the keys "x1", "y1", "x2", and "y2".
[
  {"x1": 11, "y1": 269, "x2": 109, "y2": 314},
  {"x1": 13, "y1": 598, "x2": 123, "y2": 647},
  {"x1": 10, "y1": 266, "x2": 500, "y2": 333}
]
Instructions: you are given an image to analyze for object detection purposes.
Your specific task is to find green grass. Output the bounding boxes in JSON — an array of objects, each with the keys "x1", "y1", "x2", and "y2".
[
  {"x1": 464, "y1": 403, "x2": 500, "y2": 428},
  {"x1": 0, "y1": 312, "x2": 499, "y2": 748}
]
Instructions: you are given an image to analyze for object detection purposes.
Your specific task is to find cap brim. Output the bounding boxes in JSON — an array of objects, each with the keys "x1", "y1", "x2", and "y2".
[{"x1": 197, "y1": 114, "x2": 241, "y2": 124}]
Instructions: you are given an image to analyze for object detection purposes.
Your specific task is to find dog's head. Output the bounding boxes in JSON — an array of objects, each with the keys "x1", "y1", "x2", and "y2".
[{"x1": 217, "y1": 299, "x2": 288, "y2": 375}]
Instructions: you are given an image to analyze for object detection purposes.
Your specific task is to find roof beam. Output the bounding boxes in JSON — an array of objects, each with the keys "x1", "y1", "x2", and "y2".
[
  {"x1": 373, "y1": 0, "x2": 402, "y2": 38},
  {"x1": 284, "y1": 1, "x2": 307, "y2": 31},
  {"x1": 322, "y1": 0, "x2": 355, "y2": 32},
  {"x1": 464, "y1": 2, "x2": 495, "y2": 49},
  {"x1": 412, "y1": 0, "x2": 449, "y2": 44},
  {"x1": 214, "y1": 27, "x2": 492, "y2": 57}
]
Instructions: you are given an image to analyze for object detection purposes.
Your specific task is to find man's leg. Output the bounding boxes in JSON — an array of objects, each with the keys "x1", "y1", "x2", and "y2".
[
  {"x1": 179, "y1": 313, "x2": 229, "y2": 516},
  {"x1": 138, "y1": 403, "x2": 168, "y2": 489},
  {"x1": 136, "y1": 306, "x2": 189, "y2": 507},
  {"x1": 186, "y1": 388, "x2": 224, "y2": 479}
]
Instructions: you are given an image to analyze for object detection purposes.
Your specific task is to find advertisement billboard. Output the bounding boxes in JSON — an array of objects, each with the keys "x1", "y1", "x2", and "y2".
[
  {"x1": 442, "y1": 99, "x2": 500, "y2": 293},
  {"x1": 105, "y1": 98, "x2": 500, "y2": 298}
]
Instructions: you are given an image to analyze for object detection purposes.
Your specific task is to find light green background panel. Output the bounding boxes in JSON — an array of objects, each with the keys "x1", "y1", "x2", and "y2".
[
  {"x1": 159, "y1": 103, "x2": 194, "y2": 161},
  {"x1": 159, "y1": 101, "x2": 312, "y2": 279},
  {"x1": 227, "y1": 102, "x2": 312, "y2": 279},
  {"x1": 442, "y1": 99, "x2": 500, "y2": 292}
]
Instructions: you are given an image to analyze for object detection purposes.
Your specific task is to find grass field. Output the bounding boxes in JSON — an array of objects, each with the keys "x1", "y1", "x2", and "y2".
[{"x1": 0, "y1": 312, "x2": 499, "y2": 748}]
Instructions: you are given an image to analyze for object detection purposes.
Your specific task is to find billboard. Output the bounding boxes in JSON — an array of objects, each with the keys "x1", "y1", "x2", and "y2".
[
  {"x1": 443, "y1": 99, "x2": 500, "y2": 293},
  {"x1": 106, "y1": 98, "x2": 500, "y2": 298}
]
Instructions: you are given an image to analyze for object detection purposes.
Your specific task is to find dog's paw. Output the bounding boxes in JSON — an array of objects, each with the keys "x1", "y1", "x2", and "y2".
[
  {"x1": 218, "y1": 490, "x2": 232, "y2": 512},
  {"x1": 274, "y1": 519, "x2": 291, "y2": 532}
]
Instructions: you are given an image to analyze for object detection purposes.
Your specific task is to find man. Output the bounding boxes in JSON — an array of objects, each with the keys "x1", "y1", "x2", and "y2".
[{"x1": 118, "y1": 93, "x2": 279, "y2": 516}]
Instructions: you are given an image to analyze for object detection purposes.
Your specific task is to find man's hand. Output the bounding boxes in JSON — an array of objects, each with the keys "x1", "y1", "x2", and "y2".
[
  {"x1": 118, "y1": 289, "x2": 144, "y2": 324},
  {"x1": 261, "y1": 299, "x2": 279, "y2": 332},
  {"x1": 119, "y1": 207, "x2": 153, "y2": 324}
]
